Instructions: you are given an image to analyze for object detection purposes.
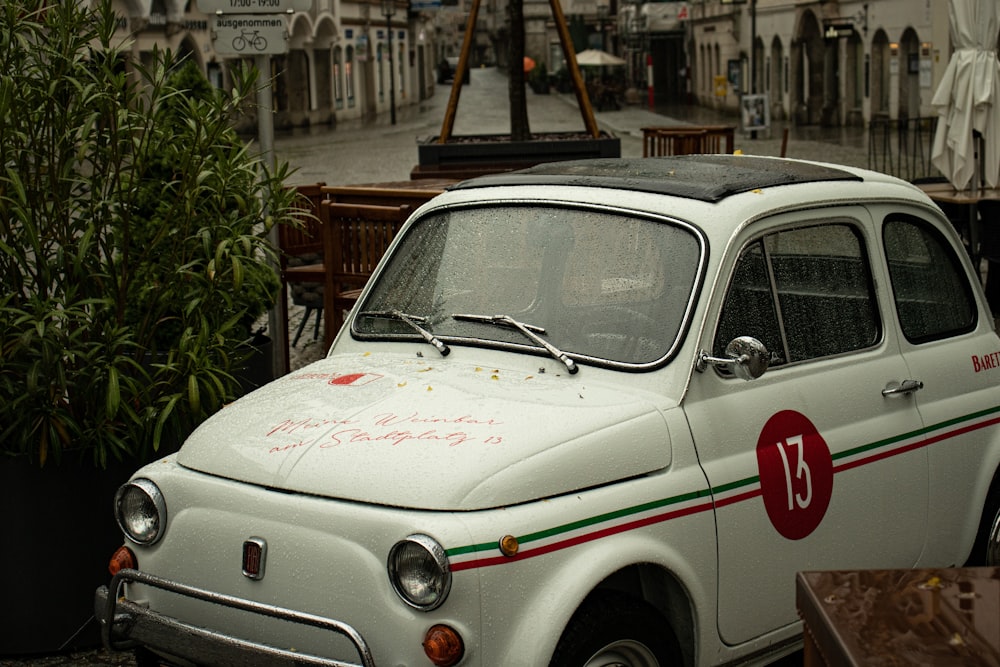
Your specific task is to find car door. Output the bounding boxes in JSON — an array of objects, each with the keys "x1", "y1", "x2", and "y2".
[
  {"x1": 683, "y1": 209, "x2": 929, "y2": 645},
  {"x1": 878, "y1": 207, "x2": 1000, "y2": 566}
]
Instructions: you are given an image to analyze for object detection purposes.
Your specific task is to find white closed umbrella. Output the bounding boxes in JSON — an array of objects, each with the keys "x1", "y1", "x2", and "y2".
[
  {"x1": 931, "y1": 0, "x2": 1000, "y2": 190},
  {"x1": 575, "y1": 49, "x2": 627, "y2": 67}
]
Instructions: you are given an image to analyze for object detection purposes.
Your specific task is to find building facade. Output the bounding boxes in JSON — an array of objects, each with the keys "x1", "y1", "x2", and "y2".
[
  {"x1": 522, "y1": 0, "x2": 958, "y2": 128},
  {"x1": 687, "y1": 0, "x2": 950, "y2": 127},
  {"x1": 112, "y1": 0, "x2": 442, "y2": 129},
  {"x1": 106, "y1": 1, "x2": 974, "y2": 130}
]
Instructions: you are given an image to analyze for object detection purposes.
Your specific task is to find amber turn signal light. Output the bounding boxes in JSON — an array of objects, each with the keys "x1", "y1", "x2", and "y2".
[
  {"x1": 498, "y1": 534, "x2": 519, "y2": 557},
  {"x1": 108, "y1": 545, "x2": 137, "y2": 576},
  {"x1": 422, "y1": 624, "x2": 464, "y2": 667}
]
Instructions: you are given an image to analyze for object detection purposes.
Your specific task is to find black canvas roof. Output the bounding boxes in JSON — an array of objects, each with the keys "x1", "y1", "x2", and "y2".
[{"x1": 450, "y1": 155, "x2": 863, "y2": 203}]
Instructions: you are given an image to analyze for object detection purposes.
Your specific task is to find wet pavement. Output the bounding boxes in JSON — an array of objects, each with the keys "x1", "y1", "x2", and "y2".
[
  {"x1": 3, "y1": 65, "x2": 877, "y2": 667},
  {"x1": 276, "y1": 64, "x2": 869, "y2": 191}
]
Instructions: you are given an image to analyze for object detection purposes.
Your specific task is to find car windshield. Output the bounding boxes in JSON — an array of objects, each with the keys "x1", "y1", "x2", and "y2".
[{"x1": 354, "y1": 204, "x2": 702, "y2": 368}]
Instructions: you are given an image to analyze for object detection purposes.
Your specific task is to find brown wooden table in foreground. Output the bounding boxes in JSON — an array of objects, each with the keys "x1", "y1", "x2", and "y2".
[{"x1": 797, "y1": 568, "x2": 1000, "y2": 666}]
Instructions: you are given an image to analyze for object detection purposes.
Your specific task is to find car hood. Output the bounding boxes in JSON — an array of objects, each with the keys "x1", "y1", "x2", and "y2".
[{"x1": 177, "y1": 353, "x2": 672, "y2": 510}]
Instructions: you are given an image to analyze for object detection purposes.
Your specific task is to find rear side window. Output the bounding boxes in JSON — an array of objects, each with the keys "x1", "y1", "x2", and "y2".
[
  {"x1": 715, "y1": 223, "x2": 880, "y2": 368},
  {"x1": 883, "y1": 215, "x2": 976, "y2": 342}
]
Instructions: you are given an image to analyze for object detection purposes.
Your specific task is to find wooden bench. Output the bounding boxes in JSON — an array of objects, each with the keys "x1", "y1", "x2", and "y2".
[{"x1": 320, "y1": 201, "x2": 412, "y2": 347}]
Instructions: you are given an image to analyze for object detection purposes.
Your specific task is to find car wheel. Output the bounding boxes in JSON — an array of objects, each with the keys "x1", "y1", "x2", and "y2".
[
  {"x1": 550, "y1": 592, "x2": 680, "y2": 667},
  {"x1": 967, "y1": 476, "x2": 1000, "y2": 566}
]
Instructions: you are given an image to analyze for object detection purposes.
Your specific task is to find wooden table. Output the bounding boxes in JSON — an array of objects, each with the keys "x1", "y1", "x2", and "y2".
[
  {"x1": 321, "y1": 178, "x2": 458, "y2": 209},
  {"x1": 916, "y1": 181, "x2": 1000, "y2": 269},
  {"x1": 797, "y1": 568, "x2": 1000, "y2": 666}
]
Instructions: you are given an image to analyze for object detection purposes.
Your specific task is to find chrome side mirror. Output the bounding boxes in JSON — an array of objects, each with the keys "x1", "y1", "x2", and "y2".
[{"x1": 697, "y1": 336, "x2": 769, "y2": 381}]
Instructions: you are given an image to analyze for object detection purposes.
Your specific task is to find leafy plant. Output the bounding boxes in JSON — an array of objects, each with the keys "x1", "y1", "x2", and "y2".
[{"x1": 0, "y1": 0, "x2": 299, "y2": 468}]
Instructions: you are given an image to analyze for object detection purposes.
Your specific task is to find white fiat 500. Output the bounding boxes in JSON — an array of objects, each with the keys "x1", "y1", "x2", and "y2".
[{"x1": 96, "y1": 155, "x2": 1000, "y2": 667}]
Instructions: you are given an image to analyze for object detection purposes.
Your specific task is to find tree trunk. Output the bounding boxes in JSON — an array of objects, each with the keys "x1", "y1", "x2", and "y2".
[{"x1": 508, "y1": 0, "x2": 531, "y2": 141}]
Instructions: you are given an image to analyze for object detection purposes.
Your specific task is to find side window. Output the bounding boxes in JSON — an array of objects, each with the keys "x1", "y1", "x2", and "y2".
[
  {"x1": 714, "y1": 242, "x2": 785, "y2": 365},
  {"x1": 883, "y1": 215, "x2": 976, "y2": 342},
  {"x1": 715, "y1": 223, "x2": 880, "y2": 368}
]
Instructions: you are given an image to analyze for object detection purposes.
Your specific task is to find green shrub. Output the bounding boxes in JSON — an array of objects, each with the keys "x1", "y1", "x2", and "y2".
[{"x1": 0, "y1": 0, "x2": 298, "y2": 467}]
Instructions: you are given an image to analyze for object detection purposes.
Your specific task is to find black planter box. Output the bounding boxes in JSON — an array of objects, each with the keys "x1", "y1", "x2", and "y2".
[
  {"x1": 0, "y1": 340, "x2": 271, "y2": 655},
  {"x1": 412, "y1": 132, "x2": 621, "y2": 179},
  {"x1": 0, "y1": 454, "x2": 174, "y2": 653}
]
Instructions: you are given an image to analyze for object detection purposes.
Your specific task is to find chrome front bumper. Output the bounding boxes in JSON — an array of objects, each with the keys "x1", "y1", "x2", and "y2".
[{"x1": 95, "y1": 568, "x2": 375, "y2": 667}]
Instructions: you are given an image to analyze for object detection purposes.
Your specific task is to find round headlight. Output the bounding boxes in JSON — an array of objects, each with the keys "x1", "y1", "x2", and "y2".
[
  {"x1": 388, "y1": 534, "x2": 452, "y2": 610},
  {"x1": 114, "y1": 478, "x2": 166, "y2": 546}
]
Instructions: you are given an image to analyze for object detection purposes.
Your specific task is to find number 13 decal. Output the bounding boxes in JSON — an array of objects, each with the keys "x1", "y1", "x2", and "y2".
[
  {"x1": 756, "y1": 411, "x2": 833, "y2": 540},
  {"x1": 776, "y1": 435, "x2": 812, "y2": 510}
]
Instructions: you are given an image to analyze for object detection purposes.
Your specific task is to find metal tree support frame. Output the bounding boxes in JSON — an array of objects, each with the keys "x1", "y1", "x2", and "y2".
[
  {"x1": 437, "y1": 0, "x2": 600, "y2": 142},
  {"x1": 867, "y1": 115, "x2": 940, "y2": 182}
]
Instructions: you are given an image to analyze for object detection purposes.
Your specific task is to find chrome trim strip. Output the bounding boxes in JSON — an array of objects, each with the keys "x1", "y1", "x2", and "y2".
[
  {"x1": 97, "y1": 569, "x2": 375, "y2": 667},
  {"x1": 352, "y1": 200, "x2": 709, "y2": 373}
]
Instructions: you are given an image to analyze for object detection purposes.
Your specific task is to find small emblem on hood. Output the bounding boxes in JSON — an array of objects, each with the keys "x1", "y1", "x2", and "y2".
[
  {"x1": 329, "y1": 372, "x2": 384, "y2": 386},
  {"x1": 242, "y1": 537, "x2": 267, "y2": 580}
]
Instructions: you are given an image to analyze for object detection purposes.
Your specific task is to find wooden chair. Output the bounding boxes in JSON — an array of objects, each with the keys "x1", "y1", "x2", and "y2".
[
  {"x1": 642, "y1": 128, "x2": 706, "y2": 157},
  {"x1": 641, "y1": 126, "x2": 736, "y2": 157},
  {"x1": 698, "y1": 125, "x2": 736, "y2": 154},
  {"x1": 278, "y1": 183, "x2": 328, "y2": 369},
  {"x1": 320, "y1": 201, "x2": 412, "y2": 346}
]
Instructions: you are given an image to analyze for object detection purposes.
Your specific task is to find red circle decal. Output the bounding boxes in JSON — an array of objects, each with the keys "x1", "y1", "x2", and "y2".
[{"x1": 756, "y1": 410, "x2": 833, "y2": 540}]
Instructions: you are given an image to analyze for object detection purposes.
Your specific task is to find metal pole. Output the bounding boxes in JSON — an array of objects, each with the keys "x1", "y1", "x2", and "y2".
[
  {"x1": 387, "y1": 14, "x2": 396, "y2": 125},
  {"x1": 750, "y1": 0, "x2": 757, "y2": 139},
  {"x1": 257, "y1": 54, "x2": 288, "y2": 378},
  {"x1": 647, "y1": 53, "x2": 653, "y2": 109},
  {"x1": 750, "y1": 0, "x2": 757, "y2": 96}
]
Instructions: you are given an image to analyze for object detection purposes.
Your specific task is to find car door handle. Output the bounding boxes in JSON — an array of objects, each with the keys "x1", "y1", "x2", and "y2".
[{"x1": 882, "y1": 379, "x2": 924, "y2": 396}]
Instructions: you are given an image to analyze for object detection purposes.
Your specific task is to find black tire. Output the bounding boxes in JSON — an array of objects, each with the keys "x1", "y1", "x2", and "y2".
[
  {"x1": 550, "y1": 592, "x2": 680, "y2": 667},
  {"x1": 134, "y1": 647, "x2": 166, "y2": 667},
  {"x1": 967, "y1": 476, "x2": 1000, "y2": 566}
]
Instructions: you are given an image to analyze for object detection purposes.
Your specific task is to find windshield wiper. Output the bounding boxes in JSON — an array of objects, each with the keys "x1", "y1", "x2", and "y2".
[
  {"x1": 358, "y1": 310, "x2": 450, "y2": 356},
  {"x1": 452, "y1": 313, "x2": 578, "y2": 374}
]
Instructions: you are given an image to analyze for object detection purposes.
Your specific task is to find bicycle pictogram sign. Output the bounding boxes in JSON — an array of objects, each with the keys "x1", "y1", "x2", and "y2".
[{"x1": 233, "y1": 28, "x2": 268, "y2": 52}]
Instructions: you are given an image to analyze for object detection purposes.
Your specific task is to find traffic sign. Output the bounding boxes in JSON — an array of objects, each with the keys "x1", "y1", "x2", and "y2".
[
  {"x1": 199, "y1": 0, "x2": 311, "y2": 14},
  {"x1": 212, "y1": 15, "x2": 288, "y2": 55}
]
